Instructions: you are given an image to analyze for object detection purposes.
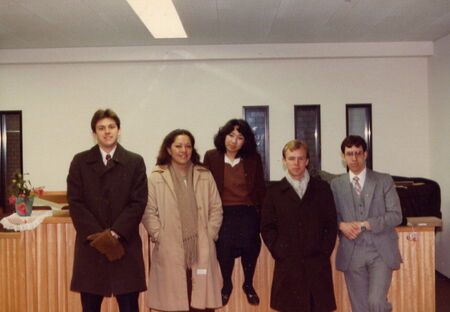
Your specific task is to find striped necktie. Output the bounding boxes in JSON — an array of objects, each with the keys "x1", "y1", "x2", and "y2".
[{"x1": 353, "y1": 176, "x2": 362, "y2": 196}]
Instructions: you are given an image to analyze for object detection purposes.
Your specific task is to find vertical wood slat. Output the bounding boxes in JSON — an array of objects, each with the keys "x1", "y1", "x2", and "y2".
[
  {"x1": 389, "y1": 229, "x2": 435, "y2": 312},
  {"x1": 215, "y1": 227, "x2": 436, "y2": 312},
  {"x1": 0, "y1": 222, "x2": 435, "y2": 312}
]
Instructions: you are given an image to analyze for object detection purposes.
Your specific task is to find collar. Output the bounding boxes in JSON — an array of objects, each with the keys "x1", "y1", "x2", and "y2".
[
  {"x1": 152, "y1": 164, "x2": 209, "y2": 174},
  {"x1": 224, "y1": 154, "x2": 241, "y2": 167},
  {"x1": 285, "y1": 169, "x2": 310, "y2": 189},
  {"x1": 100, "y1": 145, "x2": 117, "y2": 165},
  {"x1": 349, "y1": 167, "x2": 367, "y2": 188}
]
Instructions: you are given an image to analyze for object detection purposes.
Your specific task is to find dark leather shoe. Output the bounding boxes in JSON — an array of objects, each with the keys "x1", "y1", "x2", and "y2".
[
  {"x1": 221, "y1": 292, "x2": 231, "y2": 306},
  {"x1": 243, "y1": 285, "x2": 260, "y2": 305}
]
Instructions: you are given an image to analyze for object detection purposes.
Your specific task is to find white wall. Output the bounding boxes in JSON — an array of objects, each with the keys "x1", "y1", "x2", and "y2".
[
  {"x1": 0, "y1": 44, "x2": 431, "y2": 193},
  {"x1": 429, "y1": 34, "x2": 450, "y2": 278}
]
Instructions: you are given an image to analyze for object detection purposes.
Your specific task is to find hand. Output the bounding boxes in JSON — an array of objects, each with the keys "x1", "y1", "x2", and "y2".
[
  {"x1": 87, "y1": 229, "x2": 125, "y2": 261},
  {"x1": 339, "y1": 222, "x2": 361, "y2": 240}
]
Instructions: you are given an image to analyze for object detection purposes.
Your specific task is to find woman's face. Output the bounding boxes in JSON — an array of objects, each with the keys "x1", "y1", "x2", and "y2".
[
  {"x1": 167, "y1": 134, "x2": 193, "y2": 167},
  {"x1": 225, "y1": 127, "x2": 245, "y2": 154}
]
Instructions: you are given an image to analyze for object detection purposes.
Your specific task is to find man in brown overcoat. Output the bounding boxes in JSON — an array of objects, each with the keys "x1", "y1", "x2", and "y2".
[
  {"x1": 261, "y1": 140, "x2": 337, "y2": 312},
  {"x1": 67, "y1": 109, "x2": 148, "y2": 312}
]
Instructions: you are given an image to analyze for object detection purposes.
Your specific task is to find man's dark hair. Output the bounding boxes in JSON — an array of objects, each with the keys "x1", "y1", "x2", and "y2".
[
  {"x1": 213, "y1": 119, "x2": 257, "y2": 157},
  {"x1": 340, "y1": 135, "x2": 367, "y2": 153},
  {"x1": 91, "y1": 109, "x2": 121, "y2": 132},
  {"x1": 156, "y1": 129, "x2": 202, "y2": 166}
]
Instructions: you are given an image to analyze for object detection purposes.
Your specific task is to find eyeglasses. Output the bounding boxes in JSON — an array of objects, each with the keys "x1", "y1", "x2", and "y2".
[{"x1": 345, "y1": 150, "x2": 364, "y2": 157}]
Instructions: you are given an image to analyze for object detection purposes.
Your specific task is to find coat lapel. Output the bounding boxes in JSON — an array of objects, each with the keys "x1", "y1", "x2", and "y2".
[
  {"x1": 155, "y1": 165, "x2": 177, "y2": 200},
  {"x1": 279, "y1": 178, "x2": 302, "y2": 207},
  {"x1": 111, "y1": 144, "x2": 127, "y2": 165},
  {"x1": 193, "y1": 165, "x2": 209, "y2": 193},
  {"x1": 340, "y1": 174, "x2": 357, "y2": 220},
  {"x1": 212, "y1": 151, "x2": 224, "y2": 193},
  {"x1": 85, "y1": 144, "x2": 128, "y2": 176},
  {"x1": 362, "y1": 169, "x2": 376, "y2": 218},
  {"x1": 105, "y1": 144, "x2": 126, "y2": 173},
  {"x1": 85, "y1": 145, "x2": 108, "y2": 175}
]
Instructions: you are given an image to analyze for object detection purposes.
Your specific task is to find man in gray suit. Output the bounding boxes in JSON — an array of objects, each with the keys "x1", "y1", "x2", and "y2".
[{"x1": 330, "y1": 135, "x2": 402, "y2": 312}]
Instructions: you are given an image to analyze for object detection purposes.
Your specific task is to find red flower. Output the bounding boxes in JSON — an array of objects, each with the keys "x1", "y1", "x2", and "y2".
[
  {"x1": 16, "y1": 203, "x2": 26, "y2": 214},
  {"x1": 18, "y1": 194, "x2": 26, "y2": 198},
  {"x1": 8, "y1": 196, "x2": 16, "y2": 204},
  {"x1": 33, "y1": 188, "x2": 44, "y2": 196}
]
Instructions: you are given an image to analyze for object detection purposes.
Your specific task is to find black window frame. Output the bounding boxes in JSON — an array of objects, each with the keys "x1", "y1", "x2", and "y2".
[
  {"x1": 346, "y1": 104, "x2": 372, "y2": 169},
  {"x1": 243, "y1": 106, "x2": 270, "y2": 181},
  {"x1": 0, "y1": 111, "x2": 23, "y2": 212},
  {"x1": 294, "y1": 105, "x2": 321, "y2": 171}
]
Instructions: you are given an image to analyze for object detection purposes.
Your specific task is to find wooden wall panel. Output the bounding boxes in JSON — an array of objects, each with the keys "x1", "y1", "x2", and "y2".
[
  {"x1": 0, "y1": 220, "x2": 435, "y2": 312},
  {"x1": 389, "y1": 229, "x2": 435, "y2": 312},
  {"x1": 0, "y1": 219, "x2": 150, "y2": 312}
]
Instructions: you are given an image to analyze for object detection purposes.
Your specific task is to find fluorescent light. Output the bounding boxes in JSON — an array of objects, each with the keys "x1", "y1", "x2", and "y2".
[{"x1": 126, "y1": 0, "x2": 187, "y2": 39}]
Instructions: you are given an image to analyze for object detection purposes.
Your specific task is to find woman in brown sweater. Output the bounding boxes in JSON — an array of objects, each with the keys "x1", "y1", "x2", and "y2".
[{"x1": 204, "y1": 119, "x2": 266, "y2": 306}]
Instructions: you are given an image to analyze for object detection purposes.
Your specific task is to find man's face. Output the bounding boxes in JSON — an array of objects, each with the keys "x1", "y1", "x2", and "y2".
[
  {"x1": 283, "y1": 147, "x2": 309, "y2": 180},
  {"x1": 93, "y1": 117, "x2": 120, "y2": 152},
  {"x1": 342, "y1": 145, "x2": 367, "y2": 175}
]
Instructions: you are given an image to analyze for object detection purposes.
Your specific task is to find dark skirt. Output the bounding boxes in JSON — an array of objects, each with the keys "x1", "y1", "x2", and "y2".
[{"x1": 216, "y1": 205, "x2": 261, "y2": 259}]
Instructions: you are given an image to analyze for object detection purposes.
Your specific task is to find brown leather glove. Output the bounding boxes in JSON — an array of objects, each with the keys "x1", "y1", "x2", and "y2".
[
  {"x1": 86, "y1": 232, "x2": 102, "y2": 241},
  {"x1": 87, "y1": 229, "x2": 125, "y2": 262}
]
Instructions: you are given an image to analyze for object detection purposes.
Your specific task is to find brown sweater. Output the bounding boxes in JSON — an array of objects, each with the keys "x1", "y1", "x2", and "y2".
[
  {"x1": 203, "y1": 149, "x2": 266, "y2": 211},
  {"x1": 222, "y1": 161, "x2": 252, "y2": 206}
]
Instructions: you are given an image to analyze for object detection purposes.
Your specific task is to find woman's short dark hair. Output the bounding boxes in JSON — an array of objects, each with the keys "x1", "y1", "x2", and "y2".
[
  {"x1": 91, "y1": 109, "x2": 121, "y2": 132},
  {"x1": 213, "y1": 119, "x2": 257, "y2": 157},
  {"x1": 156, "y1": 129, "x2": 202, "y2": 166},
  {"x1": 340, "y1": 135, "x2": 367, "y2": 153}
]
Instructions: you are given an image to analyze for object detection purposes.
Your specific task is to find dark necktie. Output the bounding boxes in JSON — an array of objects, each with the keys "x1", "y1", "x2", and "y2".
[{"x1": 106, "y1": 154, "x2": 112, "y2": 167}]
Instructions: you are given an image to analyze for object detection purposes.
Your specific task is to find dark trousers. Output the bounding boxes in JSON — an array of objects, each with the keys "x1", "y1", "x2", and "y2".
[
  {"x1": 216, "y1": 205, "x2": 261, "y2": 294},
  {"x1": 80, "y1": 292, "x2": 139, "y2": 312}
]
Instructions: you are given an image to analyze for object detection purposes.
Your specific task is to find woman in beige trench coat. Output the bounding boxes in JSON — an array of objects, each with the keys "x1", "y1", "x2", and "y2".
[{"x1": 142, "y1": 129, "x2": 223, "y2": 312}]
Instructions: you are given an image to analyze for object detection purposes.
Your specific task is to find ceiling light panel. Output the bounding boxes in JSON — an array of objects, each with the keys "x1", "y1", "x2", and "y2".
[{"x1": 126, "y1": 0, "x2": 187, "y2": 38}]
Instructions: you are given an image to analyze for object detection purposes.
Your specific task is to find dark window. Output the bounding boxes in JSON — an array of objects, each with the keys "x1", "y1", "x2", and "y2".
[
  {"x1": 294, "y1": 105, "x2": 321, "y2": 171},
  {"x1": 0, "y1": 111, "x2": 23, "y2": 213},
  {"x1": 243, "y1": 106, "x2": 270, "y2": 181},
  {"x1": 346, "y1": 104, "x2": 372, "y2": 169}
]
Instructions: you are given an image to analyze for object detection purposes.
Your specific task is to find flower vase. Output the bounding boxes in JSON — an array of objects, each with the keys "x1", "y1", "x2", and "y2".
[{"x1": 15, "y1": 197, "x2": 34, "y2": 216}]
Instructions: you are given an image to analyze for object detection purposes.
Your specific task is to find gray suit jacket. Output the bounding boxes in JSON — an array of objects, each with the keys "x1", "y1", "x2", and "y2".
[{"x1": 330, "y1": 169, "x2": 402, "y2": 271}]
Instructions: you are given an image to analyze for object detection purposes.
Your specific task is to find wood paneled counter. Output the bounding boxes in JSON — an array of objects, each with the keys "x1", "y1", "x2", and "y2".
[
  {"x1": 0, "y1": 216, "x2": 150, "y2": 312},
  {"x1": 0, "y1": 216, "x2": 437, "y2": 312}
]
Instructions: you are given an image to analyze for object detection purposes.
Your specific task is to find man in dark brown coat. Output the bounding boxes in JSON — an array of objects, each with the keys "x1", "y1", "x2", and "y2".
[
  {"x1": 67, "y1": 109, "x2": 148, "y2": 312},
  {"x1": 261, "y1": 140, "x2": 337, "y2": 312}
]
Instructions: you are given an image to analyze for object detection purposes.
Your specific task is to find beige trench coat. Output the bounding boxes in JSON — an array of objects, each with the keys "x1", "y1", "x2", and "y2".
[{"x1": 142, "y1": 165, "x2": 223, "y2": 311}]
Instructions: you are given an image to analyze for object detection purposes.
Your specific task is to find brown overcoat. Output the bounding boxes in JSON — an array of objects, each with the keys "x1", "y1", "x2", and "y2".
[
  {"x1": 67, "y1": 144, "x2": 148, "y2": 296},
  {"x1": 142, "y1": 165, "x2": 223, "y2": 311},
  {"x1": 261, "y1": 176, "x2": 337, "y2": 312}
]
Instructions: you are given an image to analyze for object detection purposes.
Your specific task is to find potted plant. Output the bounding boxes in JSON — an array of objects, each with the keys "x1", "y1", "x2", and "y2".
[{"x1": 8, "y1": 172, "x2": 44, "y2": 216}]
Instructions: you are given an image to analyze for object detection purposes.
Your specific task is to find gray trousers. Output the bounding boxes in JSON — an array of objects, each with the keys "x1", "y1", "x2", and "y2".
[{"x1": 344, "y1": 241, "x2": 393, "y2": 312}]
